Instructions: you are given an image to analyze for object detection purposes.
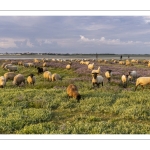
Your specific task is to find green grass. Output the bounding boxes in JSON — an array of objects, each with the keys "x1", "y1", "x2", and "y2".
[{"x1": 0, "y1": 60, "x2": 150, "y2": 134}]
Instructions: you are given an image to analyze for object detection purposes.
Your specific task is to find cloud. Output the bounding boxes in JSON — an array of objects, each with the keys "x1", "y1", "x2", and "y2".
[{"x1": 79, "y1": 35, "x2": 150, "y2": 46}]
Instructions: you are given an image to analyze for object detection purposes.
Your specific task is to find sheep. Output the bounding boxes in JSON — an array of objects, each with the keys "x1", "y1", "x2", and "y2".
[
  {"x1": 66, "y1": 84, "x2": 81, "y2": 102},
  {"x1": 43, "y1": 62, "x2": 49, "y2": 67},
  {"x1": 91, "y1": 66, "x2": 101, "y2": 74},
  {"x1": 105, "y1": 70, "x2": 112, "y2": 82},
  {"x1": 88, "y1": 63, "x2": 94, "y2": 70},
  {"x1": 37, "y1": 67, "x2": 43, "y2": 75},
  {"x1": 51, "y1": 73, "x2": 62, "y2": 81},
  {"x1": 66, "y1": 64, "x2": 71, "y2": 69},
  {"x1": 7, "y1": 65, "x2": 18, "y2": 72},
  {"x1": 4, "y1": 64, "x2": 13, "y2": 70},
  {"x1": 23, "y1": 62, "x2": 34, "y2": 67},
  {"x1": 27, "y1": 74, "x2": 36, "y2": 85},
  {"x1": 0, "y1": 76, "x2": 6, "y2": 88},
  {"x1": 43, "y1": 71, "x2": 52, "y2": 81},
  {"x1": 121, "y1": 74, "x2": 129, "y2": 88},
  {"x1": 92, "y1": 73, "x2": 104, "y2": 87},
  {"x1": 13, "y1": 74, "x2": 25, "y2": 86},
  {"x1": 128, "y1": 71, "x2": 137, "y2": 82},
  {"x1": 4, "y1": 72, "x2": 16, "y2": 82},
  {"x1": 43, "y1": 67, "x2": 48, "y2": 72},
  {"x1": 135, "y1": 77, "x2": 150, "y2": 91}
]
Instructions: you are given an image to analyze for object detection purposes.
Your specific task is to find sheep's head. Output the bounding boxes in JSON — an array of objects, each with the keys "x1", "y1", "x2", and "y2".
[
  {"x1": 76, "y1": 94, "x2": 81, "y2": 103},
  {"x1": 92, "y1": 73, "x2": 98, "y2": 79},
  {"x1": 29, "y1": 73, "x2": 34, "y2": 78}
]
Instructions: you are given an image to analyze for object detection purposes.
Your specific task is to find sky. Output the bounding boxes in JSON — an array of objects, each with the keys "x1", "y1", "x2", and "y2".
[{"x1": 1, "y1": 16, "x2": 150, "y2": 54}]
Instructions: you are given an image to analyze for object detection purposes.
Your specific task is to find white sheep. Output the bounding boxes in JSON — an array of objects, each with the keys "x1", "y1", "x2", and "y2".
[
  {"x1": 128, "y1": 71, "x2": 137, "y2": 81},
  {"x1": 105, "y1": 70, "x2": 112, "y2": 82},
  {"x1": 66, "y1": 64, "x2": 71, "y2": 69},
  {"x1": 13, "y1": 74, "x2": 25, "y2": 86},
  {"x1": 43, "y1": 71, "x2": 52, "y2": 81},
  {"x1": 135, "y1": 77, "x2": 150, "y2": 91},
  {"x1": 0, "y1": 76, "x2": 6, "y2": 88},
  {"x1": 27, "y1": 74, "x2": 36, "y2": 85},
  {"x1": 91, "y1": 66, "x2": 101, "y2": 74},
  {"x1": 92, "y1": 73, "x2": 103, "y2": 87},
  {"x1": 88, "y1": 63, "x2": 94, "y2": 70},
  {"x1": 121, "y1": 74, "x2": 129, "y2": 88},
  {"x1": 4, "y1": 72, "x2": 16, "y2": 82},
  {"x1": 52, "y1": 73, "x2": 62, "y2": 81}
]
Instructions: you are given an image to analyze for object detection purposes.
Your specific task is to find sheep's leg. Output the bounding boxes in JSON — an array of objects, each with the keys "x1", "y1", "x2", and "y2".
[
  {"x1": 102, "y1": 82, "x2": 103, "y2": 86},
  {"x1": 97, "y1": 83, "x2": 100, "y2": 88}
]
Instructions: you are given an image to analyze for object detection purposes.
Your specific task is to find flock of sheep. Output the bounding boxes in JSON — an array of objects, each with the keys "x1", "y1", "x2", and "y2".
[{"x1": 0, "y1": 57, "x2": 150, "y2": 102}]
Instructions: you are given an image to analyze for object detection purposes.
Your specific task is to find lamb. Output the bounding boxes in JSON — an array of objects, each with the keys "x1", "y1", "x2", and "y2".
[
  {"x1": 91, "y1": 66, "x2": 101, "y2": 74},
  {"x1": 4, "y1": 72, "x2": 16, "y2": 82},
  {"x1": 66, "y1": 84, "x2": 81, "y2": 102},
  {"x1": 51, "y1": 73, "x2": 62, "y2": 81},
  {"x1": 0, "y1": 76, "x2": 6, "y2": 88},
  {"x1": 27, "y1": 74, "x2": 36, "y2": 85},
  {"x1": 121, "y1": 74, "x2": 129, "y2": 88},
  {"x1": 43, "y1": 71, "x2": 52, "y2": 81},
  {"x1": 135, "y1": 77, "x2": 150, "y2": 91},
  {"x1": 128, "y1": 70, "x2": 137, "y2": 81},
  {"x1": 105, "y1": 70, "x2": 112, "y2": 82},
  {"x1": 92, "y1": 73, "x2": 103, "y2": 87},
  {"x1": 13, "y1": 74, "x2": 25, "y2": 86},
  {"x1": 88, "y1": 63, "x2": 94, "y2": 70}
]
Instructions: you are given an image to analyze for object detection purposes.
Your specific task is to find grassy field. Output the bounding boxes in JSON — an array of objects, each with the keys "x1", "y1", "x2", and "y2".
[{"x1": 0, "y1": 58, "x2": 150, "y2": 134}]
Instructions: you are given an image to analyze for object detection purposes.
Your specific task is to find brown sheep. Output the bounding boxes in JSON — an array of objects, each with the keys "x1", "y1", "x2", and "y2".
[{"x1": 66, "y1": 84, "x2": 81, "y2": 102}]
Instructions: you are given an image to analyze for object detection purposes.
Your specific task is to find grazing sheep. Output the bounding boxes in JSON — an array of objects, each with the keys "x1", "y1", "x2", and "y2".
[
  {"x1": 27, "y1": 74, "x2": 36, "y2": 85},
  {"x1": 119, "y1": 60, "x2": 125, "y2": 65},
  {"x1": 7, "y1": 65, "x2": 18, "y2": 72},
  {"x1": 13, "y1": 74, "x2": 25, "y2": 86},
  {"x1": 128, "y1": 71, "x2": 137, "y2": 81},
  {"x1": 43, "y1": 67, "x2": 48, "y2": 72},
  {"x1": 51, "y1": 73, "x2": 62, "y2": 81},
  {"x1": 121, "y1": 74, "x2": 129, "y2": 88},
  {"x1": 91, "y1": 66, "x2": 101, "y2": 74},
  {"x1": 18, "y1": 61, "x2": 23, "y2": 66},
  {"x1": 92, "y1": 73, "x2": 103, "y2": 87},
  {"x1": 43, "y1": 62, "x2": 49, "y2": 67},
  {"x1": 66, "y1": 84, "x2": 81, "y2": 102},
  {"x1": 1, "y1": 63, "x2": 7, "y2": 69},
  {"x1": 66, "y1": 64, "x2": 71, "y2": 69},
  {"x1": 105, "y1": 70, "x2": 112, "y2": 82},
  {"x1": 4, "y1": 72, "x2": 16, "y2": 82},
  {"x1": 0, "y1": 76, "x2": 6, "y2": 88},
  {"x1": 37, "y1": 67, "x2": 43, "y2": 75},
  {"x1": 135, "y1": 77, "x2": 150, "y2": 91},
  {"x1": 88, "y1": 63, "x2": 94, "y2": 70},
  {"x1": 4, "y1": 64, "x2": 13, "y2": 70},
  {"x1": 43, "y1": 71, "x2": 52, "y2": 81}
]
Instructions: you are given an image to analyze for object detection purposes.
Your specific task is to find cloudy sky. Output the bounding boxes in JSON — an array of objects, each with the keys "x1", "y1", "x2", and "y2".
[{"x1": 1, "y1": 16, "x2": 150, "y2": 54}]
